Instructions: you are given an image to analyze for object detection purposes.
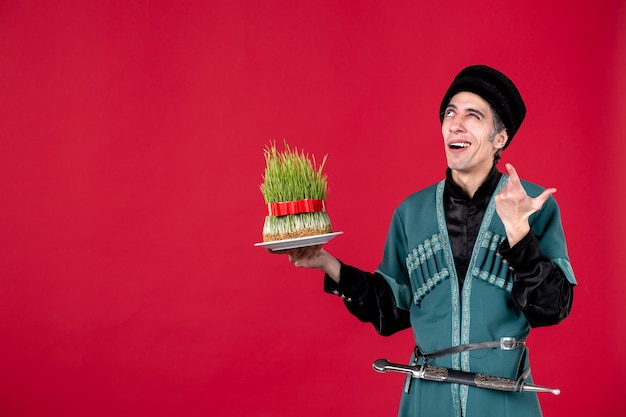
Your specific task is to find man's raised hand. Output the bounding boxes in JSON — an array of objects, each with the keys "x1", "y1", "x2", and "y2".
[{"x1": 495, "y1": 163, "x2": 556, "y2": 246}]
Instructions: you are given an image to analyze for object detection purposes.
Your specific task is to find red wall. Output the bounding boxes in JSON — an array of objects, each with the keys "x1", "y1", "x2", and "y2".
[{"x1": 1, "y1": 1, "x2": 624, "y2": 416}]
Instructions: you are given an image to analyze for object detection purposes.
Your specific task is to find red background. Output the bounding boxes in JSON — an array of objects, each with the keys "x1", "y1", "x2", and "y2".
[{"x1": 1, "y1": 1, "x2": 624, "y2": 416}]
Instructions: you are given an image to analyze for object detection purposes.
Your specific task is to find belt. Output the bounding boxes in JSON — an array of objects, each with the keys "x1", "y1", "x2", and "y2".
[{"x1": 414, "y1": 337, "x2": 526, "y2": 361}]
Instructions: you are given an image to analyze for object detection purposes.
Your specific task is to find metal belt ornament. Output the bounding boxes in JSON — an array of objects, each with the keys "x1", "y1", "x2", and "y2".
[{"x1": 266, "y1": 199, "x2": 326, "y2": 217}]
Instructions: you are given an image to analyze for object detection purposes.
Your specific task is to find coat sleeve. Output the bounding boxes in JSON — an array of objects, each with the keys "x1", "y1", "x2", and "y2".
[
  {"x1": 498, "y1": 229, "x2": 575, "y2": 327},
  {"x1": 323, "y1": 262, "x2": 411, "y2": 336}
]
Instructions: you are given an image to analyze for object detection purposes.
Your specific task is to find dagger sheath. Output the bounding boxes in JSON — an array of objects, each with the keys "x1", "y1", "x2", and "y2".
[{"x1": 373, "y1": 359, "x2": 560, "y2": 395}]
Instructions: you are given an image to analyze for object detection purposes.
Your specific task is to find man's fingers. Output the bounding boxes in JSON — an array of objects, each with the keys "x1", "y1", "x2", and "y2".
[
  {"x1": 286, "y1": 245, "x2": 322, "y2": 266},
  {"x1": 267, "y1": 248, "x2": 290, "y2": 254},
  {"x1": 500, "y1": 163, "x2": 522, "y2": 194},
  {"x1": 535, "y1": 188, "x2": 557, "y2": 206},
  {"x1": 505, "y1": 163, "x2": 520, "y2": 183}
]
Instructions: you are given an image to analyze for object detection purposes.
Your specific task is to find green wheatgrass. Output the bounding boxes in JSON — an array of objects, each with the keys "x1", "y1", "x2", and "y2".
[{"x1": 260, "y1": 141, "x2": 333, "y2": 241}]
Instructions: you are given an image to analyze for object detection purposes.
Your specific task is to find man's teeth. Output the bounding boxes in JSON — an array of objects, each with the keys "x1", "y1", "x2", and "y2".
[{"x1": 450, "y1": 143, "x2": 470, "y2": 149}]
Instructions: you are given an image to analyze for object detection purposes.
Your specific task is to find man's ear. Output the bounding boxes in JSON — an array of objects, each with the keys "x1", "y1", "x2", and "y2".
[{"x1": 495, "y1": 129, "x2": 509, "y2": 149}]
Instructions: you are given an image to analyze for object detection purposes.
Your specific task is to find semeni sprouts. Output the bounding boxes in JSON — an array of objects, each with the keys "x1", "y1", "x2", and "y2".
[{"x1": 260, "y1": 141, "x2": 333, "y2": 241}]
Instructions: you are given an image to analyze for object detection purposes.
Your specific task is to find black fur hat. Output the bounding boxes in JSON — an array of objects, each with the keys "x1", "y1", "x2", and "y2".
[{"x1": 439, "y1": 65, "x2": 526, "y2": 149}]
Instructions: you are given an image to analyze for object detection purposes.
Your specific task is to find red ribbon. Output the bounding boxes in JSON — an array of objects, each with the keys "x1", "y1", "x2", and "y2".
[{"x1": 266, "y1": 199, "x2": 327, "y2": 217}]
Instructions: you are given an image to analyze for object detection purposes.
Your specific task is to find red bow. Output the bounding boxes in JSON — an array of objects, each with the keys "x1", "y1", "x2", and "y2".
[{"x1": 266, "y1": 199, "x2": 326, "y2": 216}]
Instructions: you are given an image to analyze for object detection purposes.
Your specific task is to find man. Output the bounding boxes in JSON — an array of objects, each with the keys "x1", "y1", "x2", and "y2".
[{"x1": 278, "y1": 65, "x2": 576, "y2": 417}]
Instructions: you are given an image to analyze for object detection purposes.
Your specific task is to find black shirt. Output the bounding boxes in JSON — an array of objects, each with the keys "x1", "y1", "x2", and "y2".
[{"x1": 444, "y1": 166, "x2": 502, "y2": 287}]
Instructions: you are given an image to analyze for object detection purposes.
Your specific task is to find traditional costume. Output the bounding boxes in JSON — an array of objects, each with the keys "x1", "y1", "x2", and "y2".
[{"x1": 323, "y1": 65, "x2": 576, "y2": 417}]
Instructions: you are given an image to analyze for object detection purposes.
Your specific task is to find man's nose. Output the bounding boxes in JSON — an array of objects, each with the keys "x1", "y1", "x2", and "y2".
[{"x1": 448, "y1": 114, "x2": 465, "y2": 132}]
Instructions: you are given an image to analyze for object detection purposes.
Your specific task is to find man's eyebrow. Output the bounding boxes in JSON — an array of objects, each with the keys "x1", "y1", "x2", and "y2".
[
  {"x1": 445, "y1": 104, "x2": 488, "y2": 118},
  {"x1": 466, "y1": 107, "x2": 487, "y2": 118}
]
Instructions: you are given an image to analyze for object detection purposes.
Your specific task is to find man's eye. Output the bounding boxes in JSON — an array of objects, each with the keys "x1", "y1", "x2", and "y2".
[{"x1": 445, "y1": 110, "x2": 455, "y2": 117}]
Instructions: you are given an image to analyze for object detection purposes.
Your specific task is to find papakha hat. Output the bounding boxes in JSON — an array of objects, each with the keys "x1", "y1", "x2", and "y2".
[{"x1": 439, "y1": 65, "x2": 526, "y2": 149}]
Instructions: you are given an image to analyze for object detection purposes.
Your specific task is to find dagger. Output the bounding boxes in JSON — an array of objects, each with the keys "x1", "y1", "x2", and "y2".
[{"x1": 372, "y1": 359, "x2": 560, "y2": 395}]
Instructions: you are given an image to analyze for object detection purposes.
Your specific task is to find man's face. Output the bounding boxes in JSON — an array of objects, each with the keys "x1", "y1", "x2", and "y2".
[{"x1": 441, "y1": 92, "x2": 507, "y2": 176}]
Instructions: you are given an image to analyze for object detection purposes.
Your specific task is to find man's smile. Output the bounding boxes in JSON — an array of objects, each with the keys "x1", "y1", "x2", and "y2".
[{"x1": 448, "y1": 140, "x2": 471, "y2": 150}]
